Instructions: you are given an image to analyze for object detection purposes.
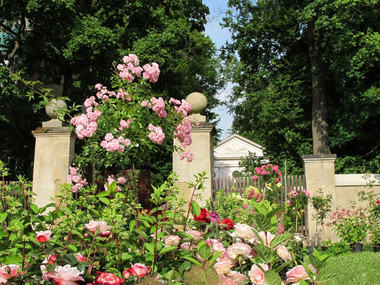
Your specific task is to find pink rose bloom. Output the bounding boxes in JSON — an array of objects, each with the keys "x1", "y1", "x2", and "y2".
[
  {"x1": 219, "y1": 274, "x2": 238, "y2": 285},
  {"x1": 214, "y1": 260, "x2": 232, "y2": 275},
  {"x1": 249, "y1": 264, "x2": 268, "y2": 285},
  {"x1": 286, "y1": 264, "x2": 316, "y2": 283},
  {"x1": 253, "y1": 175, "x2": 258, "y2": 181},
  {"x1": 117, "y1": 176, "x2": 126, "y2": 184},
  {"x1": 185, "y1": 230, "x2": 203, "y2": 241},
  {"x1": 127, "y1": 263, "x2": 152, "y2": 278},
  {"x1": 95, "y1": 271, "x2": 124, "y2": 284},
  {"x1": 276, "y1": 245, "x2": 292, "y2": 261},
  {"x1": 180, "y1": 242, "x2": 196, "y2": 251},
  {"x1": 206, "y1": 239, "x2": 225, "y2": 253},
  {"x1": 0, "y1": 264, "x2": 20, "y2": 283},
  {"x1": 163, "y1": 235, "x2": 181, "y2": 246},
  {"x1": 36, "y1": 230, "x2": 52, "y2": 243},
  {"x1": 104, "y1": 133, "x2": 114, "y2": 142},
  {"x1": 227, "y1": 243, "x2": 252, "y2": 260},
  {"x1": 74, "y1": 253, "x2": 87, "y2": 262},
  {"x1": 227, "y1": 271, "x2": 248, "y2": 284},
  {"x1": 258, "y1": 231, "x2": 276, "y2": 247},
  {"x1": 48, "y1": 265, "x2": 84, "y2": 285},
  {"x1": 234, "y1": 223, "x2": 255, "y2": 240},
  {"x1": 84, "y1": 220, "x2": 111, "y2": 236}
]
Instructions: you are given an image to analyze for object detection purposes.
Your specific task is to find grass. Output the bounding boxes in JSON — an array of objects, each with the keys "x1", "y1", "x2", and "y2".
[{"x1": 320, "y1": 251, "x2": 380, "y2": 284}]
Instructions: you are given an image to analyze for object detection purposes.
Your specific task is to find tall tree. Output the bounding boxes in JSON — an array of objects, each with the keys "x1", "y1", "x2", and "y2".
[
  {"x1": 0, "y1": 0, "x2": 223, "y2": 178},
  {"x1": 223, "y1": 0, "x2": 380, "y2": 173}
]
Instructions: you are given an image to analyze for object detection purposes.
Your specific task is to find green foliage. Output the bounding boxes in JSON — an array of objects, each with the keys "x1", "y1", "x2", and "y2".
[
  {"x1": 223, "y1": 0, "x2": 380, "y2": 172},
  {"x1": 0, "y1": 0, "x2": 224, "y2": 178}
]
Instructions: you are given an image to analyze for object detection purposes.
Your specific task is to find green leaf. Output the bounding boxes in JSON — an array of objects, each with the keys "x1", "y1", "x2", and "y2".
[
  {"x1": 270, "y1": 233, "x2": 293, "y2": 248},
  {"x1": 62, "y1": 207, "x2": 72, "y2": 216},
  {"x1": 265, "y1": 270, "x2": 282, "y2": 285},
  {"x1": 67, "y1": 244, "x2": 77, "y2": 252},
  {"x1": 159, "y1": 246, "x2": 178, "y2": 255},
  {"x1": 317, "y1": 272, "x2": 338, "y2": 283},
  {"x1": 96, "y1": 191, "x2": 110, "y2": 198},
  {"x1": 191, "y1": 202, "x2": 201, "y2": 216},
  {"x1": 29, "y1": 204, "x2": 39, "y2": 214},
  {"x1": 198, "y1": 243, "x2": 212, "y2": 260},
  {"x1": 129, "y1": 220, "x2": 136, "y2": 232},
  {"x1": 182, "y1": 256, "x2": 202, "y2": 266},
  {"x1": 98, "y1": 197, "x2": 110, "y2": 205},
  {"x1": 144, "y1": 243, "x2": 155, "y2": 255},
  {"x1": 209, "y1": 251, "x2": 223, "y2": 266},
  {"x1": 0, "y1": 213, "x2": 7, "y2": 223},
  {"x1": 3, "y1": 254, "x2": 22, "y2": 264}
]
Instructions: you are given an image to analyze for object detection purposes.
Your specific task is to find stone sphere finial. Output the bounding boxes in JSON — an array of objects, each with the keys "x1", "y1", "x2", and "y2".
[
  {"x1": 186, "y1": 92, "x2": 207, "y2": 114},
  {"x1": 45, "y1": 99, "x2": 67, "y2": 119}
]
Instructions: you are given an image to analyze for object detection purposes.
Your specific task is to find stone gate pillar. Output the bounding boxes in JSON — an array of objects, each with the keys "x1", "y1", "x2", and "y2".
[
  {"x1": 173, "y1": 92, "x2": 213, "y2": 207},
  {"x1": 32, "y1": 100, "x2": 75, "y2": 207},
  {"x1": 303, "y1": 154, "x2": 337, "y2": 245}
]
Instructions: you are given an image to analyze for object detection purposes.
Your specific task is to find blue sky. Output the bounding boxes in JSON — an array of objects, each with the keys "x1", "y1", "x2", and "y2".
[{"x1": 203, "y1": 0, "x2": 234, "y2": 140}]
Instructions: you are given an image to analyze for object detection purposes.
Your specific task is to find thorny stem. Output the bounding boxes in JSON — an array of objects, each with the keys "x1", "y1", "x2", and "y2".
[
  {"x1": 183, "y1": 182, "x2": 200, "y2": 232},
  {"x1": 153, "y1": 214, "x2": 159, "y2": 271}
]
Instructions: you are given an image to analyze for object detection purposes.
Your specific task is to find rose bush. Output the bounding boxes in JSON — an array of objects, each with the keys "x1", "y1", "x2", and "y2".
[{"x1": 0, "y1": 54, "x2": 336, "y2": 284}]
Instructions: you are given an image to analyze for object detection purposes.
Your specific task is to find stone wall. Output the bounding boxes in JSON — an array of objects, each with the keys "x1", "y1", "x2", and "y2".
[{"x1": 303, "y1": 155, "x2": 380, "y2": 245}]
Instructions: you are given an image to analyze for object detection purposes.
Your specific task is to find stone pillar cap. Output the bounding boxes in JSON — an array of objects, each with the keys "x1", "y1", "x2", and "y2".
[{"x1": 186, "y1": 92, "x2": 207, "y2": 114}]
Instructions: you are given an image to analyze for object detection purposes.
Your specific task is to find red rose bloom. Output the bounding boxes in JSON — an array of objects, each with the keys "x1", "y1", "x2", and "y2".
[
  {"x1": 376, "y1": 200, "x2": 380, "y2": 205},
  {"x1": 218, "y1": 218, "x2": 234, "y2": 230},
  {"x1": 193, "y1": 208, "x2": 211, "y2": 223},
  {"x1": 95, "y1": 272, "x2": 124, "y2": 285}
]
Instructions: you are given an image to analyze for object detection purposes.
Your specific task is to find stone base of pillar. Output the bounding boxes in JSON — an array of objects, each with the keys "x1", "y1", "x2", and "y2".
[
  {"x1": 303, "y1": 154, "x2": 337, "y2": 245},
  {"x1": 32, "y1": 126, "x2": 75, "y2": 207}
]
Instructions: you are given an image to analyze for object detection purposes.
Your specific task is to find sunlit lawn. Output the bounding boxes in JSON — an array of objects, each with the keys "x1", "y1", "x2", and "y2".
[{"x1": 320, "y1": 251, "x2": 380, "y2": 284}]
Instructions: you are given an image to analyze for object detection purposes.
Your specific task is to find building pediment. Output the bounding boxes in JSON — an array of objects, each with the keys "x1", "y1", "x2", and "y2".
[{"x1": 214, "y1": 134, "x2": 264, "y2": 160}]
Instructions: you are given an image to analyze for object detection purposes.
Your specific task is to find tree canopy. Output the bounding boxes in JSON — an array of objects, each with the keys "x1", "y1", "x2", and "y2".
[
  {"x1": 223, "y1": 0, "x2": 380, "y2": 173},
  {"x1": 0, "y1": 0, "x2": 223, "y2": 178}
]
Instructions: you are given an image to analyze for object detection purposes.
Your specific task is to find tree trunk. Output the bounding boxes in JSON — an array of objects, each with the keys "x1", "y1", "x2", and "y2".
[{"x1": 308, "y1": 24, "x2": 331, "y2": 154}]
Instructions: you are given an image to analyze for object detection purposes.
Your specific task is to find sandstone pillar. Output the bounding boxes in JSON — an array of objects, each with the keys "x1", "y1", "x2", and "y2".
[
  {"x1": 32, "y1": 100, "x2": 75, "y2": 207},
  {"x1": 303, "y1": 154, "x2": 337, "y2": 245},
  {"x1": 173, "y1": 92, "x2": 213, "y2": 207}
]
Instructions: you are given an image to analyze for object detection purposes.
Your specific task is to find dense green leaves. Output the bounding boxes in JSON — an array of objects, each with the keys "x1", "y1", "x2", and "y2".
[{"x1": 224, "y1": 0, "x2": 380, "y2": 173}]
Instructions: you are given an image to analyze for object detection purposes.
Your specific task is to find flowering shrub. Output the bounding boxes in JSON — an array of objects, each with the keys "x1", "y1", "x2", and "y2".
[
  {"x1": 253, "y1": 164, "x2": 282, "y2": 203},
  {"x1": 71, "y1": 54, "x2": 194, "y2": 173},
  {"x1": 328, "y1": 206, "x2": 368, "y2": 246},
  {"x1": 285, "y1": 188, "x2": 311, "y2": 233}
]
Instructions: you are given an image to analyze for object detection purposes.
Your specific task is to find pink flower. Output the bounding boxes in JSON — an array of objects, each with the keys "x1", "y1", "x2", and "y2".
[
  {"x1": 227, "y1": 271, "x2": 248, "y2": 284},
  {"x1": 180, "y1": 150, "x2": 194, "y2": 162},
  {"x1": 117, "y1": 176, "x2": 126, "y2": 184},
  {"x1": 74, "y1": 253, "x2": 87, "y2": 262},
  {"x1": 234, "y1": 223, "x2": 255, "y2": 240},
  {"x1": 252, "y1": 175, "x2": 258, "y2": 181},
  {"x1": 286, "y1": 264, "x2": 316, "y2": 283},
  {"x1": 258, "y1": 231, "x2": 276, "y2": 247},
  {"x1": 48, "y1": 265, "x2": 84, "y2": 285},
  {"x1": 148, "y1": 124, "x2": 165, "y2": 145},
  {"x1": 36, "y1": 230, "x2": 52, "y2": 243},
  {"x1": 214, "y1": 260, "x2": 232, "y2": 275},
  {"x1": 95, "y1": 272, "x2": 124, "y2": 284},
  {"x1": 185, "y1": 230, "x2": 203, "y2": 241},
  {"x1": 124, "y1": 263, "x2": 152, "y2": 278},
  {"x1": 0, "y1": 264, "x2": 20, "y2": 283},
  {"x1": 142, "y1": 62, "x2": 160, "y2": 83},
  {"x1": 174, "y1": 118, "x2": 192, "y2": 148},
  {"x1": 219, "y1": 274, "x2": 238, "y2": 285},
  {"x1": 249, "y1": 264, "x2": 268, "y2": 285},
  {"x1": 84, "y1": 220, "x2": 111, "y2": 237},
  {"x1": 206, "y1": 239, "x2": 225, "y2": 253},
  {"x1": 276, "y1": 245, "x2": 292, "y2": 261},
  {"x1": 180, "y1": 242, "x2": 196, "y2": 251},
  {"x1": 227, "y1": 243, "x2": 252, "y2": 260},
  {"x1": 163, "y1": 235, "x2": 181, "y2": 246}
]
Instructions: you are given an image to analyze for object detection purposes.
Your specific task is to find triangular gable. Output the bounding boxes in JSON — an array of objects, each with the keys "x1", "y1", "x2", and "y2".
[{"x1": 214, "y1": 134, "x2": 265, "y2": 160}]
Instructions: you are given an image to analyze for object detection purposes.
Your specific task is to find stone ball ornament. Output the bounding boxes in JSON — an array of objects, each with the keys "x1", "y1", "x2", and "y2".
[
  {"x1": 186, "y1": 92, "x2": 207, "y2": 114},
  {"x1": 45, "y1": 99, "x2": 67, "y2": 119}
]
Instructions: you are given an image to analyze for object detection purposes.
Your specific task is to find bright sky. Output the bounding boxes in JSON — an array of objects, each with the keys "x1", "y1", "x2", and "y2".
[{"x1": 203, "y1": 0, "x2": 234, "y2": 140}]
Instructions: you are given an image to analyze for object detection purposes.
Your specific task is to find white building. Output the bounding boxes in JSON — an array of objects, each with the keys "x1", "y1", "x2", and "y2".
[{"x1": 213, "y1": 134, "x2": 265, "y2": 178}]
